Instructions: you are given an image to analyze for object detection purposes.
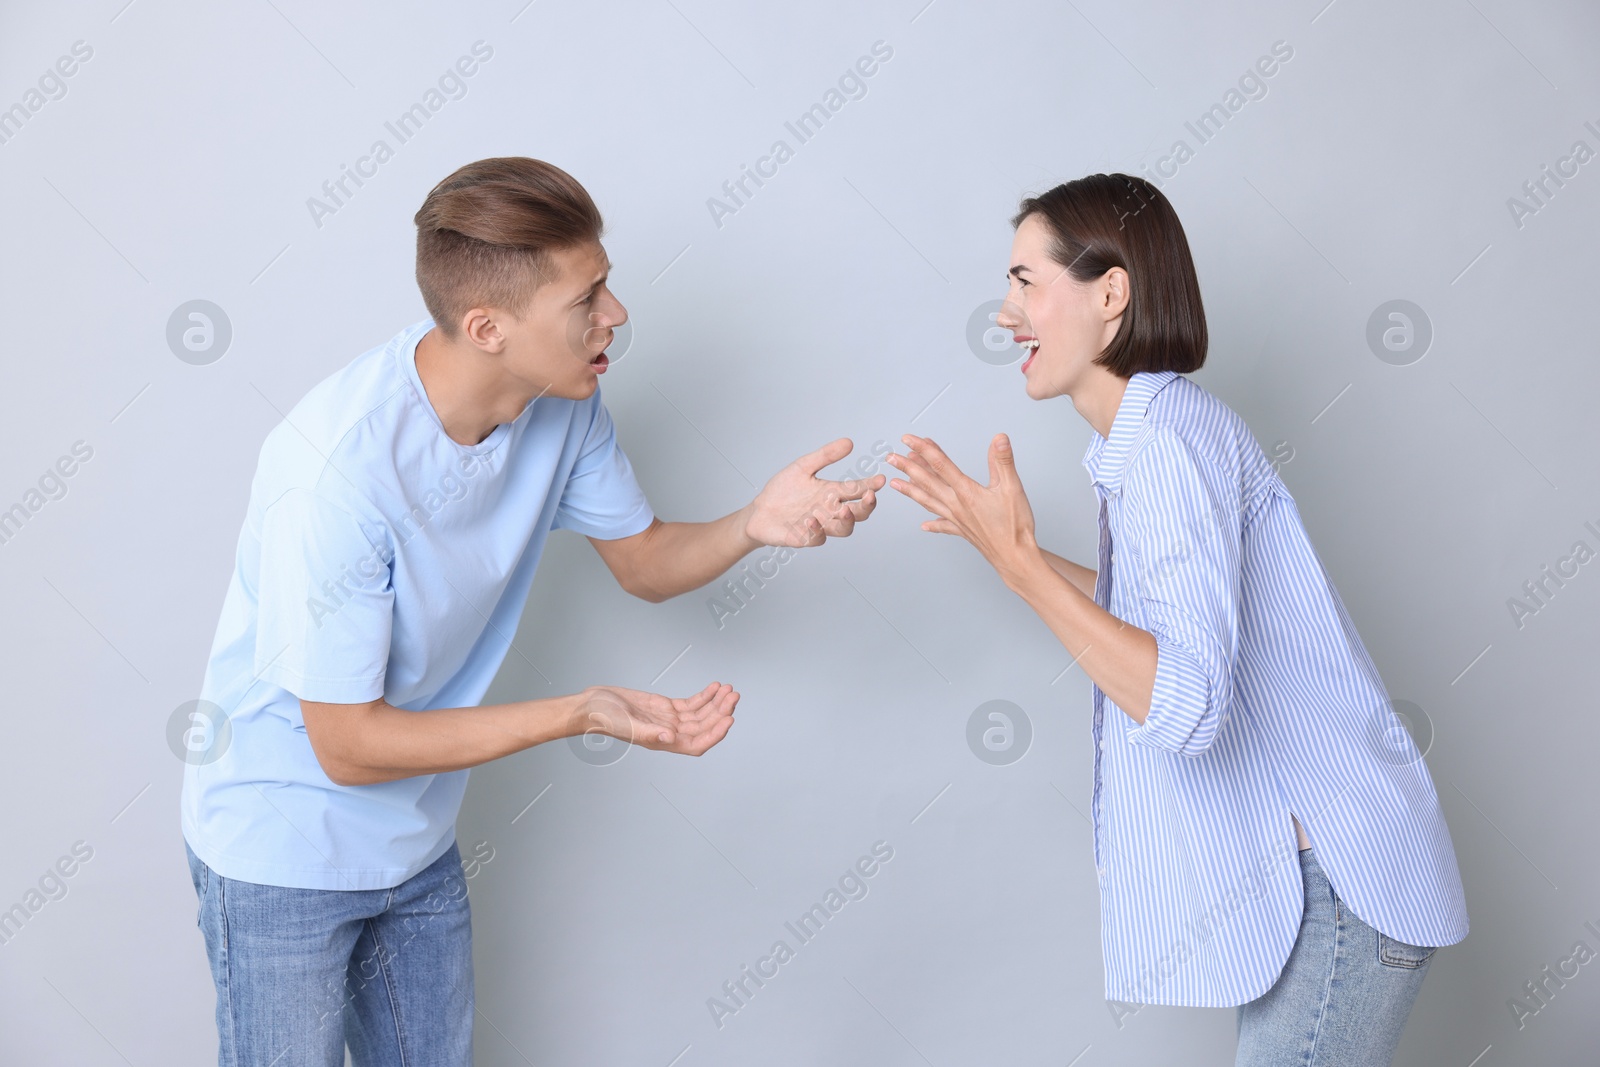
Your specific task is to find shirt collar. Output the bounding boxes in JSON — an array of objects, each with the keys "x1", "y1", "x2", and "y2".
[{"x1": 1081, "y1": 370, "x2": 1180, "y2": 495}]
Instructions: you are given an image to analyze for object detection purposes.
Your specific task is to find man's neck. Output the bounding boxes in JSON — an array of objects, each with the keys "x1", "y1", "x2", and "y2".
[{"x1": 413, "y1": 327, "x2": 530, "y2": 446}]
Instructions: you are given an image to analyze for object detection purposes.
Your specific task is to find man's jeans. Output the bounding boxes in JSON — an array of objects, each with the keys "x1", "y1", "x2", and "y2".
[
  {"x1": 186, "y1": 840, "x2": 473, "y2": 1067},
  {"x1": 1236, "y1": 847, "x2": 1436, "y2": 1066}
]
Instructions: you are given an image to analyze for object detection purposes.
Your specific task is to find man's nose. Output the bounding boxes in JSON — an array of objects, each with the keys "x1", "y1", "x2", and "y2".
[{"x1": 604, "y1": 295, "x2": 628, "y2": 328}]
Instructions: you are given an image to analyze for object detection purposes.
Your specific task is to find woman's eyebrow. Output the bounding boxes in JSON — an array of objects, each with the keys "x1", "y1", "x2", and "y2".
[{"x1": 1008, "y1": 264, "x2": 1033, "y2": 280}]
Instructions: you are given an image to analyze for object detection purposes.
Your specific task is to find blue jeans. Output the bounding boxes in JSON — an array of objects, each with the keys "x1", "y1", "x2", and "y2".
[
  {"x1": 185, "y1": 839, "x2": 473, "y2": 1067},
  {"x1": 1236, "y1": 848, "x2": 1435, "y2": 1067}
]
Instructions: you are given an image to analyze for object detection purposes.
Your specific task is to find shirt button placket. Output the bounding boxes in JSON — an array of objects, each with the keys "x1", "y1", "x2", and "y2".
[{"x1": 1091, "y1": 493, "x2": 1113, "y2": 875}]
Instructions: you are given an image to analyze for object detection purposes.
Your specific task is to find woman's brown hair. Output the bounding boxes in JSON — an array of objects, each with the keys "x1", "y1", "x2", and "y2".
[{"x1": 1012, "y1": 173, "x2": 1207, "y2": 376}]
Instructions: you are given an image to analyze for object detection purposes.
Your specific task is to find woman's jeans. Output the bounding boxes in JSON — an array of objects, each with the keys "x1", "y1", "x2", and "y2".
[
  {"x1": 1236, "y1": 847, "x2": 1435, "y2": 1067},
  {"x1": 185, "y1": 840, "x2": 473, "y2": 1067}
]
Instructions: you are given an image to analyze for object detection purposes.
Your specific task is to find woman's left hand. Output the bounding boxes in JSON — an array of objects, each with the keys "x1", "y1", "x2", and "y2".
[{"x1": 885, "y1": 433, "x2": 1042, "y2": 587}]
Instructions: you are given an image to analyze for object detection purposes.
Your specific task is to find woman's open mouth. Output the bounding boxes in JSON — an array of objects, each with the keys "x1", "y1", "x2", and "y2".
[
  {"x1": 589, "y1": 351, "x2": 609, "y2": 373},
  {"x1": 1018, "y1": 337, "x2": 1040, "y2": 373}
]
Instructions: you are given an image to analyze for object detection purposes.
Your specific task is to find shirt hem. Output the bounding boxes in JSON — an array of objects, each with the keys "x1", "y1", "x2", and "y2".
[
  {"x1": 255, "y1": 661, "x2": 386, "y2": 706},
  {"x1": 553, "y1": 504, "x2": 656, "y2": 542},
  {"x1": 181, "y1": 822, "x2": 456, "y2": 891}
]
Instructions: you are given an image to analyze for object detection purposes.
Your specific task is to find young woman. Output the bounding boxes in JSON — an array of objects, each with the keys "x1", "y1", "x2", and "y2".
[{"x1": 884, "y1": 174, "x2": 1468, "y2": 1066}]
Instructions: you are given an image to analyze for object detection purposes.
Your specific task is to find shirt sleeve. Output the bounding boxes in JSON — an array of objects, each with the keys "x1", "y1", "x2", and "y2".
[
  {"x1": 1120, "y1": 427, "x2": 1242, "y2": 757},
  {"x1": 253, "y1": 488, "x2": 394, "y2": 705},
  {"x1": 551, "y1": 391, "x2": 656, "y2": 539}
]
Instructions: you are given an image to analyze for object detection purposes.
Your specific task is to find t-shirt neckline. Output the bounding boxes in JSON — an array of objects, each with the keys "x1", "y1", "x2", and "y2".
[{"x1": 400, "y1": 319, "x2": 523, "y2": 456}]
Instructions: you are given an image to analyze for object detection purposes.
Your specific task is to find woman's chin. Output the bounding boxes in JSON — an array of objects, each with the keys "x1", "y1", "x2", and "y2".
[{"x1": 1022, "y1": 371, "x2": 1061, "y2": 401}]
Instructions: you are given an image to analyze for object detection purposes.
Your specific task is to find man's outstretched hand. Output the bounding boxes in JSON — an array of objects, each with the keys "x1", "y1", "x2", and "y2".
[
  {"x1": 576, "y1": 681, "x2": 739, "y2": 755},
  {"x1": 744, "y1": 437, "x2": 886, "y2": 548}
]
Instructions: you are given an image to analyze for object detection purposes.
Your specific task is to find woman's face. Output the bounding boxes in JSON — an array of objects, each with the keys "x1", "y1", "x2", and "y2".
[{"x1": 998, "y1": 213, "x2": 1129, "y2": 401}]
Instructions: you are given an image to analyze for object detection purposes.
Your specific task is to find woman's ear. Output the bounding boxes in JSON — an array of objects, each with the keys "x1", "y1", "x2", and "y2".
[{"x1": 1101, "y1": 267, "x2": 1131, "y2": 318}]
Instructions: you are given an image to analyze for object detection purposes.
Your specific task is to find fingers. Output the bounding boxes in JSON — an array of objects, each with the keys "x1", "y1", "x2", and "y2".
[
  {"x1": 883, "y1": 451, "x2": 951, "y2": 512},
  {"x1": 584, "y1": 683, "x2": 738, "y2": 753},
  {"x1": 892, "y1": 448, "x2": 936, "y2": 479},
  {"x1": 698, "y1": 686, "x2": 739, "y2": 727},
  {"x1": 679, "y1": 711, "x2": 735, "y2": 756},
  {"x1": 793, "y1": 515, "x2": 826, "y2": 547},
  {"x1": 675, "y1": 682, "x2": 735, "y2": 723},
  {"x1": 675, "y1": 681, "x2": 721, "y2": 715},
  {"x1": 900, "y1": 434, "x2": 970, "y2": 491},
  {"x1": 669, "y1": 687, "x2": 738, "y2": 755},
  {"x1": 813, "y1": 490, "x2": 874, "y2": 537},
  {"x1": 842, "y1": 488, "x2": 877, "y2": 522},
  {"x1": 778, "y1": 512, "x2": 829, "y2": 548},
  {"x1": 818, "y1": 514, "x2": 855, "y2": 540},
  {"x1": 793, "y1": 437, "x2": 854, "y2": 477},
  {"x1": 987, "y1": 433, "x2": 1018, "y2": 488},
  {"x1": 883, "y1": 444, "x2": 952, "y2": 498},
  {"x1": 804, "y1": 478, "x2": 882, "y2": 541},
  {"x1": 885, "y1": 472, "x2": 952, "y2": 520},
  {"x1": 817, "y1": 472, "x2": 886, "y2": 503}
]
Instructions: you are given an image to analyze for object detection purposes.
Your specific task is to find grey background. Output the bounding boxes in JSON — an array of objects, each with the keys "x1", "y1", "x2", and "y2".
[{"x1": 2, "y1": 0, "x2": 1597, "y2": 1063}]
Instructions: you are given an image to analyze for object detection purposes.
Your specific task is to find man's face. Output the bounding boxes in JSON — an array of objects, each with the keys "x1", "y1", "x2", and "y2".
[{"x1": 494, "y1": 239, "x2": 627, "y2": 402}]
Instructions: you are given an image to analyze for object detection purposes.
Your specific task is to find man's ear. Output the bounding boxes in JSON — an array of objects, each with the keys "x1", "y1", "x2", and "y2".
[{"x1": 462, "y1": 307, "x2": 509, "y2": 353}]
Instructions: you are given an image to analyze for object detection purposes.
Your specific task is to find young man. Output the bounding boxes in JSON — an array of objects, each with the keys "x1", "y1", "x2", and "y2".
[{"x1": 181, "y1": 156, "x2": 885, "y2": 1066}]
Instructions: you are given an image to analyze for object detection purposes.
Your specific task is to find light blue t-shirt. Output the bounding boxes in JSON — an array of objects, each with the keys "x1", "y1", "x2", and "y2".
[{"x1": 181, "y1": 318, "x2": 654, "y2": 890}]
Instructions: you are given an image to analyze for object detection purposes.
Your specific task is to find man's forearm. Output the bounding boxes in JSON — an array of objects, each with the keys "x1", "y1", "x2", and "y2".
[
  {"x1": 624, "y1": 507, "x2": 764, "y2": 601},
  {"x1": 305, "y1": 692, "x2": 586, "y2": 786}
]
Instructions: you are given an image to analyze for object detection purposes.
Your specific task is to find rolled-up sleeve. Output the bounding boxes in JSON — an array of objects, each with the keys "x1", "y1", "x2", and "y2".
[{"x1": 1120, "y1": 428, "x2": 1241, "y2": 757}]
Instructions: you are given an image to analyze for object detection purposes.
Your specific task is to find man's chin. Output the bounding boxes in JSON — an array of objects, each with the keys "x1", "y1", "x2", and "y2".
[{"x1": 523, "y1": 376, "x2": 595, "y2": 405}]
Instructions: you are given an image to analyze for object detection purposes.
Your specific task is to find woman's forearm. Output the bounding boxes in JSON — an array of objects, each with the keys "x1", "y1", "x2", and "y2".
[
  {"x1": 1038, "y1": 547, "x2": 1097, "y2": 599},
  {"x1": 1002, "y1": 548, "x2": 1157, "y2": 723}
]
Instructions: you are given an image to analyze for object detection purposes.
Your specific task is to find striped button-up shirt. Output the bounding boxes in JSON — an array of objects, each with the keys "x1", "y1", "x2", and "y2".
[{"x1": 1082, "y1": 369, "x2": 1468, "y2": 1006}]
